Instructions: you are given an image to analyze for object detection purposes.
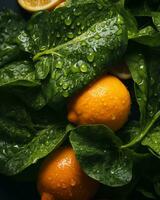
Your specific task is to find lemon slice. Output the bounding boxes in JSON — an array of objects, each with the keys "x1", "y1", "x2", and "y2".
[
  {"x1": 17, "y1": 0, "x2": 64, "y2": 12},
  {"x1": 109, "y1": 63, "x2": 132, "y2": 80}
]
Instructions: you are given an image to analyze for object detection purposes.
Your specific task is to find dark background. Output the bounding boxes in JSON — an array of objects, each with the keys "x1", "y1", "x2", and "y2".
[{"x1": 0, "y1": 1, "x2": 39, "y2": 199}]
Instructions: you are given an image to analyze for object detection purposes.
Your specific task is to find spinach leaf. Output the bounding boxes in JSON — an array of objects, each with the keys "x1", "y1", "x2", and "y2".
[
  {"x1": 126, "y1": 52, "x2": 148, "y2": 126},
  {"x1": 0, "y1": 61, "x2": 39, "y2": 87},
  {"x1": 13, "y1": 87, "x2": 47, "y2": 110},
  {"x1": 0, "y1": 10, "x2": 25, "y2": 67},
  {"x1": 30, "y1": 2, "x2": 127, "y2": 106},
  {"x1": 130, "y1": 26, "x2": 160, "y2": 47},
  {"x1": 125, "y1": 0, "x2": 160, "y2": 16},
  {"x1": 121, "y1": 51, "x2": 160, "y2": 148},
  {"x1": 0, "y1": 124, "x2": 68, "y2": 175},
  {"x1": 142, "y1": 126, "x2": 160, "y2": 157},
  {"x1": 0, "y1": 94, "x2": 32, "y2": 126},
  {"x1": 152, "y1": 12, "x2": 160, "y2": 31},
  {"x1": 70, "y1": 125, "x2": 133, "y2": 187}
]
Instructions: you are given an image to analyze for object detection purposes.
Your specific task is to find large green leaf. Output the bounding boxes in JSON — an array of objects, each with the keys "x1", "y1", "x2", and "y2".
[
  {"x1": 30, "y1": 2, "x2": 127, "y2": 106},
  {"x1": 70, "y1": 125, "x2": 133, "y2": 187},
  {"x1": 0, "y1": 61, "x2": 39, "y2": 87},
  {"x1": 0, "y1": 10, "x2": 26, "y2": 67},
  {"x1": 121, "y1": 50, "x2": 160, "y2": 148},
  {"x1": 0, "y1": 124, "x2": 68, "y2": 175}
]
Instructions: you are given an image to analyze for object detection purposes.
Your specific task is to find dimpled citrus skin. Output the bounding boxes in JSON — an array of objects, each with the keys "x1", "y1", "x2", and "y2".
[
  {"x1": 68, "y1": 75, "x2": 131, "y2": 131},
  {"x1": 38, "y1": 147, "x2": 99, "y2": 200}
]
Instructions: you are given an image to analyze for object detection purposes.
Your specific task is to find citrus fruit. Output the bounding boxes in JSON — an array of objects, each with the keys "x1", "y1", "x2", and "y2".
[
  {"x1": 17, "y1": 0, "x2": 64, "y2": 12},
  {"x1": 38, "y1": 146, "x2": 99, "y2": 200},
  {"x1": 68, "y1": 75, "x2": 131, "y2": 131}
]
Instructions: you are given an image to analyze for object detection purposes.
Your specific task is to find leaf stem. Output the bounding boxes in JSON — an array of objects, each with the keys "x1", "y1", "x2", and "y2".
[
  {"x1": 121, "y1": 111, "x2": 160, "y2": 149},
  {"x1": 33, "y1": 50, "x2": 62, "y2": 61}
]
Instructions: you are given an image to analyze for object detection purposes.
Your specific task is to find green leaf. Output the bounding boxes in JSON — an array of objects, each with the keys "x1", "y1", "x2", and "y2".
[
  {"x1": 0, "y1": 61, "x2": 39, "y2": 87},
  {"x1": 0, "y1": 10, "x2": 25, "y2": 67},
  {"x1": 126, "y1": 53, "x2": 148, "y2": 126},
  {"x1": 142, "y1": 126, "x2": 160, "y2": 157},
  {"x1": 13, "y1": 87, "x2": 47, "y2": 110},
  {"x1": 152, "y1": 12, "x2": 160, "y2": 31},
  {"x1": 130, "y1": 26, "x2": 160, "y2": 47},
  {"x1": 121, "y1": 51, "x2": 160, "y2": 148},
  {"x1": 0, "y1": 124, "x2": 68, "y2": 175},
  {"x1": 70, "y1": 125, "x2": 133, "y2": 187},
  {"x1": 125, "y1": 0, "x2": 159, "y2": 16},
  {"x1": 27, "y1": 2, "x2": 127, "y2": 105}
]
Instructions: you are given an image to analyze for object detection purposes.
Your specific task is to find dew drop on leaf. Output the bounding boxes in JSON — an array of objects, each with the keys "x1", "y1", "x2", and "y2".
[
  {"x1": 81, "y1": 25, "x2": 85, "y2": 30},
  {"x1": 67, "y1": 32, "x2": 74, "y2": 39},
  {"x1": 71, "y1": 64, "x2": 79, "y2": 73},
  {"x1": 73, "y1": 8, "x2": 81, "y2": 16},
  {"x1": 55, "y1": 61, "x2": 63, "y2": 69},
  {"x1": 56, "y1": 32, "x2": 61, "y2": 38},
  {"x1": 87, "y1": 52, "x2": 95, "y2": 62},
  {"x1": 65, "y1": 16, "x2": 72, "y2": 26},
  {"x1": 63, "y1": 82, "x2": 69, "y2": 90},
  {"x1": 76, "y1": 21, "x2": 81, "y2": 26},
  {"x1": 80, "y1": 64, "x2": 88, "y2": 73},
  {"x1": 63, "y1": 91, "x2": 69, "y2": 97}
]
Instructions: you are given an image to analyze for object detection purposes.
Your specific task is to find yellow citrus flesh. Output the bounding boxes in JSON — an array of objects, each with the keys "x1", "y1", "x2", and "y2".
[
  {"x1": 17, "y1": 0, "x2": 64, "y2": 12},
  {"x1": 68, "y1": 75, "x2": 131, "y2": 131},
  {"x1": 38, "y1": 147, "x2": 99, "y2": 200}
]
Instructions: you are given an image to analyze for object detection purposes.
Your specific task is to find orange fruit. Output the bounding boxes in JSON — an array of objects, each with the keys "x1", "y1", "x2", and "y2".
[
  {"x1": 38, "y1": 146, "x2": 99, "y2": 200},
  {"x1": 17, "y1": 0, "x2": 64, "y2": 12},
  {"x1": 68, "y1": 75, "x2": 131, "y2": 131},
  {"x1": 109, "y1": 63, "x2": 131, "y2": 80}
]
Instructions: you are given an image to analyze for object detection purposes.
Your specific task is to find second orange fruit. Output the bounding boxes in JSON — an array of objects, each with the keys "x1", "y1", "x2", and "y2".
[
  {"x1": 38, "y1": 147, "x2": 99, "y2": 200},
  {"x1": 68, "y1": 75, "x2": 131, "y2": 131}
]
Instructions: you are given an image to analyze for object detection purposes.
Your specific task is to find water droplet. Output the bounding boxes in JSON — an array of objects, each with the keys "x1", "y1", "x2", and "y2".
[
  {"x1": 87, "y1": 52, "x2": 95, "y2": 62},
  {"x1": 71, "y1": 25, "x2": 75, "y2": 30},
  {"x1": 63, "y1": 82, "x2": 69, "y2": 90},
  {"x1": 138, "y1": 80, "x2": 144, "y2": 86},
  {"x1": 65, "y1": 16, "x2": 72, "y2": 26},
  {"x1": 56, "y1": 32, "x2": 61, "y2": 38},
  {"x1": 76, "y1": 21, "x2": 81, "y2": 26},
  {"x1": 111, "y1": 170, "x2": 114, "y2": 175},
  {"x1": 78, "y1": 30, "x2": 82, "y2": 35},
  {"x1": 67, "y1": 32, "x2": 74, "y2": 39},
  {"x1": 81, "y1": 25, "x2": 85, "y2": 30},
  {"x1": 63, "y1": 91, "x2": 69, "y2": 97},
  {"x1": 55, "y1": 61, "x2": 63, "y2": 69},
  {"x1": 71, "y1": 64, "x2": 79, "y2": 73},
  {"x1": 73, "y1": 8, "x2": 81, "y2": 16},
  {"x1": 95, "y1": 33, "x2": 100, "y2": 40},
  {"x1": 97, "y1": 3, "x2": 103, "y2": 10},
  {"x1": 140, "y1": 65, "x2": 144, "y2": 69},
  {"x1": 61, "y1": 15, "x2": 65, "y2": 20},
  {"x1": 112, "y1": 116, "x2": 116, "y2": 120},
  {"x1": 80, "y1": 63, "x2": 88, "y2": 73},
  {"x1": 81, "y1": 41, "x2": 86, "y2": 46},
  {"x1": 70, "y1": 179, "x2": 76, "y2": 186}
]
